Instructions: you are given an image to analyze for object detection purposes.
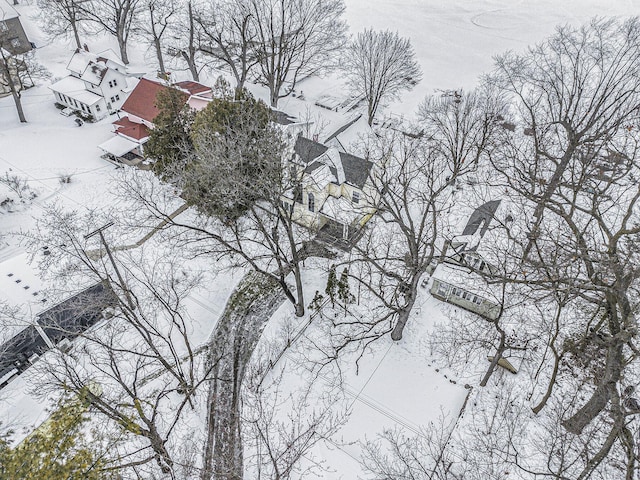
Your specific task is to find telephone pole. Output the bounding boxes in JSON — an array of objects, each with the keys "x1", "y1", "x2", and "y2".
[{"x1": 85, "y1": 222, "x2": 136, "y2": 310}]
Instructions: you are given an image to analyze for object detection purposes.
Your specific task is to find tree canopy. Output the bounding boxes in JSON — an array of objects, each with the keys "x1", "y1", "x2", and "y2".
[{"x1": 182, "y1": 88, "x2": 285, "y2": 221}]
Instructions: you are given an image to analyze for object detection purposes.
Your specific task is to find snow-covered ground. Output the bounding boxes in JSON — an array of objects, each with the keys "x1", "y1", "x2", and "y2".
[
  {"x1": 254, "y1": 279, "x2": 470, "y2": 478},
  {"x1": 1, "y1": 0, "x2": 637, "y2": 477}
]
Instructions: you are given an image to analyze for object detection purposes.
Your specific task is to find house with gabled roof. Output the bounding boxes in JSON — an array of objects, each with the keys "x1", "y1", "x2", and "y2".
[
  {"x1": 49, "y1": 48, "x2": 129, "y2": 120},
  {"x1": 0, "y1": 1, "x2": 33, "y2": 97},
  {"x1": 429, "y1": 199, "x2": 504, "y2": 320},
  {"x1": 282, "y1": 135, "x2": 376, "y2": 242},
  {"x1": 98, "y1": 77, "x2": 212, "y2": 166}
]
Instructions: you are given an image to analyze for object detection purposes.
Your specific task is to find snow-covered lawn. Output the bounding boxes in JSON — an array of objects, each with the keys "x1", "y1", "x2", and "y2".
[
  {"x1": 1, "y1": 0, "x2": 637, "y2": 477},
  {"x1": 254, "y1": 267, "x2": 470, "y2": 478}
]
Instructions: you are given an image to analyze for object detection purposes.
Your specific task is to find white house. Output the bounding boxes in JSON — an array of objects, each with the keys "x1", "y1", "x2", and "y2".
[
  {"x1": 49, "y1": 49, "x2": 129, "y2": 121},
  {"x1": 429, "y1": 199, "x2": 505, "y2": 320},
  {"x1": 282, "y1": 135, "x2": 376, "y2": 243}
]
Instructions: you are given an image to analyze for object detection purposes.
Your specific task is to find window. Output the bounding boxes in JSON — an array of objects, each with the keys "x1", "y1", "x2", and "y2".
[
  {"x1": 352, "y1": 191, "x2": 360, "y2": 204},
  {"x1": 112, "y1": 78, "x2": 118, "y2": 87},
  {"x1": 110, "y1": 96, "x2": 116, "y2": 103},
  {"x1": 308, "y1": 193, "x2": 315, "y2": 212},
  {"x1": 436, "y1": 282, "x2": 451, "y2": 297},
  {"x1": 95, "y1": 104, "x2": 101, "y2": 112},
  {"x1": 115, "y1": 94, "x2": 120, "y2": 101},
  {"x1": 472, "y1": 295, "x2": 482, "y2": 305}
]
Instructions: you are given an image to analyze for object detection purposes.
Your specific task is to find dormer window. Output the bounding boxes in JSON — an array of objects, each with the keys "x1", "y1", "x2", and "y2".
[
  {"x1": 352, "y1": 191, "x2": 360, "y2": 204},
  {"x1": 10, "y1": 38, "x2": 20, "y2": 48}
]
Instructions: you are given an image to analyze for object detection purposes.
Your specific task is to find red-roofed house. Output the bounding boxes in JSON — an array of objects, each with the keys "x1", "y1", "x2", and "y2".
[{"x1": 98, "y1": 77, "x2": 212, "y2": 166}]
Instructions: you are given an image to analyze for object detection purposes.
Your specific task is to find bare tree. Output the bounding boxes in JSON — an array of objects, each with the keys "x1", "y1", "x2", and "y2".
[
  {"x1": 336, "y1": 89, "x2": 502, "y2": 346},
  {"x1": 25, "y1": 206, "x2": 216, "y2": 479},
  {"x1": 459, "y1": 17, "x2": 640, "y2": 479},
  {"x1": 128, "y1": 90, "x2": 318, "y2": 318},
  {"x1": 34, "y1": 0, "x2": 89, "y2": 49},
  {"x1": 248, "y1": 0, "x2": 347, "y2": 107},
  {"x1": 81, "y1": 0, "x2": 141, "y2": 64},
  {"x1": 344, "y1": 29, "x2": 421, "y2": 126},
  {"x1": 195, "y1": 0, "x2": 256, "y2": 94},
  {"x1": 242, "y1": 367, "x2": 348, "y2": 480},
  {"x1": 167, "y1": 0, "x2": 201, "y2": 81},
  {"x1": 0, "y1": 46, "x2": 49, "y2": 123},
  {"x1": 136, "y1": 0, "x2": 176, "y2": 74}
]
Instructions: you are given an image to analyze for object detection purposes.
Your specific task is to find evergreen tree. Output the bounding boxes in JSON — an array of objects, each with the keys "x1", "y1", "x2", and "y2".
[
  {"x1": 145, "y1": 86, "x2": 195, "y2": 177},
  {"x1": 325, "y1": 265, "x2": 338, "y2": 307},
  {"x1": 0, "y1": 397, "x2": 115, "y2": 479},
  {"x1": 183, "y1": 87, "x2": 282, "y2": 221},
  {"x1": 337, "y1": 268, "x2": 353, "y2": 314}
]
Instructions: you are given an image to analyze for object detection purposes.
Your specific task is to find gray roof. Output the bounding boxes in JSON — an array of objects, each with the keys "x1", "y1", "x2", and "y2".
[
  {"x1": 462, "y1": 200, "x2": 502, "y2": 237},
  {"x1": 294, "y1": 135, "x2": 373, "y2": 189},
  {"x1": 272, "y1": 109, "x2": 297, "y2": 125}
]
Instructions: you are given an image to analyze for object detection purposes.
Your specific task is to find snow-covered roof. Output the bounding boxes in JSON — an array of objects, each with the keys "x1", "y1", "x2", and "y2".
[
  {"x1": 67, "y1": 49, "x2": 126, "y2": 81},
  {"x1": 95, "y1": 48, "x2": 126, "y2": 70},
  {"x1": 80, "y1": 61, "x2": 109, "y2": 85},
  {"x1": 49, "y1": 76, "x2": 103, "y2": 106},
  {"x1": 0, "y1": 253, "x2": 44, "y2": 344},
  {"x1": 49, "y1": 77, "x2": 102, "y2": 106},
  {"x1": 67, "y1": 50, "x2": 96, "y2": 76},
  {"x1": 304, "y1": 162, "x2": 335, "y2": 191},
  {"x1": 319, "y1": 195, "x2": 362, "y2": 224},
  {"x1": 98, "y1": 135, "x2": 139, "y2": 157},
  {"x1": 0, "y1": 1, "x2": 19, "y2": 21}
]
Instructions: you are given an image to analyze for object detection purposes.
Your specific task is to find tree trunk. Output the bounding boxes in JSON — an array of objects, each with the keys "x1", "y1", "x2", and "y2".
[
  {"x1": 183, "y1": 50, "x2": 199, "y2": 81},
  {"x1": 71, "y1": 21, "x2": 82, "y2": 50},
  {"x1": 10, "y1": 86, "x2": 26, "y2": 123},
  {"x1": 184, "y1": 2, "x2": 199, "y2": 81},
  {"x1": 270, "y1": 87, "x2": 278, "y2": 108},
  {"x1": 531, "y1": 348, "x2": 561, "y2": 414},
  {"x1": 480, "y1": 332, "x2": 506, "y2": 387},
  {"x1": 117, "y1": 31, "x2": 129, "y2": 64},
  {"x1": 2, "y1": 60, "x2": 27, "y2": 122},
  {"x1": 154, "y1": 36, "x2": 165, "y2": 74},
  {"x1": 562, "y1": 341, "x2": 623, "y2": 434},
  {"x1": 367, "y1": 98, "x2": 376, "y2": 126},
  {"x1": 391, "y1": 274, "x2": 421, "y2": 340}
]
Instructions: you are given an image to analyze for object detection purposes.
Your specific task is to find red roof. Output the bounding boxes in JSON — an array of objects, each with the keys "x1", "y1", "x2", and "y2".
[
  {"x1": 175, "y1": 80, "x2": 211, "y2": 96},
  {"x1": 113, "y1": 117, "x2": 150, "y2": 141},
  {"x1": 120, "y1": 78, "x2": 171, "y2": 124}
]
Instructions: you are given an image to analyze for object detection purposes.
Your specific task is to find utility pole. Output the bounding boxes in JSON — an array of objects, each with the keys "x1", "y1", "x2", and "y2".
[{"x1": 85, "y1": 222, "x2": 136, "y2": 310}]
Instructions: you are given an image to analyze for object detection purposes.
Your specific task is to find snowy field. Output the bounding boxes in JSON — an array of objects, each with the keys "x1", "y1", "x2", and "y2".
[{"x1": 0, "y1": 0, "x2": 637, "y2": 477}]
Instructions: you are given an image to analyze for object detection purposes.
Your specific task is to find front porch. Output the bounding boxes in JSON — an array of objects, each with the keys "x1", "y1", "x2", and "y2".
[
  {"x1": 98, "y1": 135, "x2": 147, "y2": 168},
  {"x1": 315, "y1": 218, "x2": 364, "y2": 251}
]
